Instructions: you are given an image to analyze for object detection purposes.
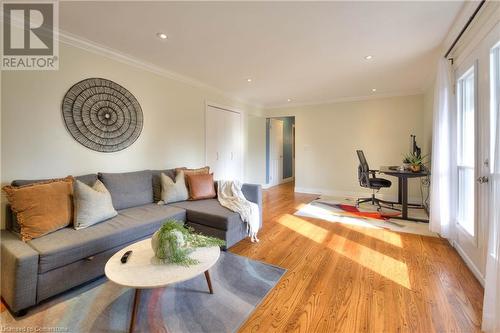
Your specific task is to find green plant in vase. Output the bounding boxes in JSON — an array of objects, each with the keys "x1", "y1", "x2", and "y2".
[
  {"x1": 151, "y1": 220, "x2": 225, "y2": 266},
  {"x1": 402, "y1": 153, "x2": 427, "y2": 172}
]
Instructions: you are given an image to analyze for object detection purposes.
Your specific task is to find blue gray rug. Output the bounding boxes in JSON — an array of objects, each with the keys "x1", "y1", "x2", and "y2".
[{"x1": 1, "y1": 252, "x2": 286, "y2": 333}]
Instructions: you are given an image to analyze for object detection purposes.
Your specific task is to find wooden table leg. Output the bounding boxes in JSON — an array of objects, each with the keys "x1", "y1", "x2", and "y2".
[
  {"x1": 129, "y1": 289, "x2": 141, "y2": 333},
  {"x1": 204, "y1": 270, "x2": 213, "y2": 294}
]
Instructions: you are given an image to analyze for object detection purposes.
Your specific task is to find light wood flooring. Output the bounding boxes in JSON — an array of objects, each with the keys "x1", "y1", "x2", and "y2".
[{"x1": 231, "y1": 182, "x2": 484, "y2": 333}]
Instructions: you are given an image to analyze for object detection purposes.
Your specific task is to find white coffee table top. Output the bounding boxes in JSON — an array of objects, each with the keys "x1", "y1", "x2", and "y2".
[{"x1": 105, "y1": 238, "x2": 220, "y2": 289}]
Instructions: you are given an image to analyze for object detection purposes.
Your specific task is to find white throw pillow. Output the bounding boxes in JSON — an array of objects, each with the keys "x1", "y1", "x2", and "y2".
[
  {"x1": 73, "y1": 179, "x2": 118, "y2": 230},
  {"x1": 160, "y1": 171, "x2": 189, "y2": 204}
]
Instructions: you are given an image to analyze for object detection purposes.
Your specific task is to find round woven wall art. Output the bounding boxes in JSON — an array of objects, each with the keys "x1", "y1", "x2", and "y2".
[{"x1": 62, "y1": 78, "x2": 143, "y2": 152}]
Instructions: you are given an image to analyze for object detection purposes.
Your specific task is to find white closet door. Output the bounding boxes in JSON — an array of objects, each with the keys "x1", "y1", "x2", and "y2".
[
  {"x1": 206, "y1": 106, "x2": 242, "y2": 181},
  {"x1": 206, "y1": 106, "x2": 226, "y2": 180}
]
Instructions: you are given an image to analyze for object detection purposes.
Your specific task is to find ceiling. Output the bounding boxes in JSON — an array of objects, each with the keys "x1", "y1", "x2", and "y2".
[{"x1": 59, "y1": 1, "x2": 463, "y2": 108}]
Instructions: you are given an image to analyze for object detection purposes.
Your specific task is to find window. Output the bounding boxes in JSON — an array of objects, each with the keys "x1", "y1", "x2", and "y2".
[{"x1": 456, "y1": 66, "x2": 476, "y2": 237}]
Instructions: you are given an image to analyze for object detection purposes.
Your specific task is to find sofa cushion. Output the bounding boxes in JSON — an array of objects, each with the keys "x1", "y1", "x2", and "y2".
[
  {"x1": 3, "y1": 177, "x2": 74, "y2": 241},
  {"x1": 176, "y1": 166, "x2": 209, "y2": 194},
  {"x1": 98, "y1": 170, "x2": 153, "y2": 210},
  {"x1": 160, "y1": 171, "x2": 188, "y2": 204},
  {"x1": 152, "y1": 169, "x2": 176, "y2": 202},
  {"x1": 171, "y1": 199, "x2": 242, "y2": 231},
  {"x1": 73, "y1": 180, "x2": 118, "y2": 230},
  {"x1": 186, "y1": 173, "x2": 216, "y2": 200},
  {"x1": 27, "y1": 204, "x2": 186, "y2": 273},
  {"x1": 8, "y1": 174, "x2": 98, "y2": 234},
  {"x1": 118, "y1": 204, "x2": 185, "y2": 225},
  {"x1": 11, "y1": 174, "x2": 97, "y2": 187}
]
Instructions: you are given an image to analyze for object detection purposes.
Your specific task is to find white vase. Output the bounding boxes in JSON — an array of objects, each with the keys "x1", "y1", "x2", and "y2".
[{"x1": 151, "y1": 229, "x2": 186, "y2": 259}]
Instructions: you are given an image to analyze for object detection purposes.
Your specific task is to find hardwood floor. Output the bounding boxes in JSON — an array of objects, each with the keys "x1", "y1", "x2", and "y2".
[{"x1": 231, "y1": 182, "x2": 484, "y2": 333}]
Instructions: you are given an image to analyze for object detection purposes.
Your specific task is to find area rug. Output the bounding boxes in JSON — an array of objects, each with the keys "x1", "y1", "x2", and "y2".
[
  {"x1": 0, "y1": 252, "x2": 286, "y2": 333},
  {"x1": 295, "y1": 196, "x2": 437, "y2": 237}
]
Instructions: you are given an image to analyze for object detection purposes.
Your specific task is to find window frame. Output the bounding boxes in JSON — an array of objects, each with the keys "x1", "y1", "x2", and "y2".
[{"x1": 456, "y1": 64, "x2": 478, "y2": 239}]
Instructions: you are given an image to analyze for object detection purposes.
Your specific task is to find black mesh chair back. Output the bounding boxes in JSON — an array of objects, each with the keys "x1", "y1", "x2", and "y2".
[{"x1": 356, "y1": 150, "x2": 371, "y2": 188}]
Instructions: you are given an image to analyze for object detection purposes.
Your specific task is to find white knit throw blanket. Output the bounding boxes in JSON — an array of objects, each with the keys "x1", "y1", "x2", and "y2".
[{"x1": 217, "y1": 180, "x2": 260, "y2": 242}]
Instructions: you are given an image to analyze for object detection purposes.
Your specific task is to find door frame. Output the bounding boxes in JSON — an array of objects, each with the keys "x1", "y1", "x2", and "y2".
[
  {"x1": 204, "y1": 101, "x2": 243, "y2": 180},
  {"x1": 268, "y1": 118, "x2": 284, "y2": 187},
  {"x1": 450, "y1": 22, "x2": 500, "y2": 285}
]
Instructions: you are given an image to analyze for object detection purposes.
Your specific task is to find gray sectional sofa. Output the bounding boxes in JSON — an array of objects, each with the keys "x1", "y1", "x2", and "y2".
[{"x1": 0, "y1": 169, "x2": 262, "y2": 316}]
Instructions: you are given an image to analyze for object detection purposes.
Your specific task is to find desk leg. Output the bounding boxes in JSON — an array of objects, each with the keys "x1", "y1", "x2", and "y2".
[
  {"x1": 398, "y1": 178, "x2": 403, "y2": 204},
  {"x1": 401, "y1": 177, "x2": 408, "y2": 220},
  {"x1": 129, "y1": 289, "x2": 141, "y2": 333}
]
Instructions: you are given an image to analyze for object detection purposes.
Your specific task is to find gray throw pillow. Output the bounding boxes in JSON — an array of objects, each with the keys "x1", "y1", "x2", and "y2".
[
  {"x1": 74, "y1": 179, "x2": 118, "y2": 230},
  {"x1": 160, "y1": 171, "x2": 189, "y2": 204}
]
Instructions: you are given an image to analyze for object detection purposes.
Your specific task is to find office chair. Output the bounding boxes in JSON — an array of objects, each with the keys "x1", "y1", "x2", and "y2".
[{"x1": 356, "y1": 150, "x2": 394, "y2": 209}]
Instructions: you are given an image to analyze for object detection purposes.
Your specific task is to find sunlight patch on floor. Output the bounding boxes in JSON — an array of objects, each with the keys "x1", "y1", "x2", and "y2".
[
  {"x1": 278, "y1": 214, "x2": 329, "y2": 243},
  {"x1": 297, "y1": 203, "x2": 382, "y2": 228},
  {"x1": 294, "y1": 203, "x2": 307, "y2": 210},
  {"x1": 328, "y1": 235, "x2": 411, "y2": 290},
  {"x1": 339, "y1": 224, "x2": 403, "y2": 248}
]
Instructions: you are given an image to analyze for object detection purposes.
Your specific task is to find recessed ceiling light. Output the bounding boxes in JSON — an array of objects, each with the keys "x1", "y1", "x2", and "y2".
[
  {"x1": 372, "y1": 88, "x2": 377, "y2": 92},
  {"x1": 247, "y1": 78, "x2": 252, "y2": 83},
  {"x1": 156, "y1": 32, "x2": 168, "y2": 40},
  {"x1": 287, "y1": 98, "x2": 292, "y2": 102},
  {"x1": 364, "y1": 55, "x2": 373, "y2": 60}
]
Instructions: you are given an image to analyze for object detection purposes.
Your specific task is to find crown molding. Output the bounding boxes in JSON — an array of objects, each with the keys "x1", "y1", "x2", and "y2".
[
  {"x1": 57, "y1": 29, "x2": 262, "y2": 109},
  {"x1": 264, "y1": 89, "x2": 424, "y2": 110}
]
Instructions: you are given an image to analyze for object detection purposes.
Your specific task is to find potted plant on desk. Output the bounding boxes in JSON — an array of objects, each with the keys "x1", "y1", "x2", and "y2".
[
  {"x1": 402, "y1": 156, "x2": 411, "y2": 170},
  {"x1": 403, "y1": 153, "x2": 426, "y2": 172}
]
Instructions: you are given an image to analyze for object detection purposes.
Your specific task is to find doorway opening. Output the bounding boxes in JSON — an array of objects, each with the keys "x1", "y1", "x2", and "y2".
[{"x1": 266, "y1": 116, "x2": 295, "y2": 187}]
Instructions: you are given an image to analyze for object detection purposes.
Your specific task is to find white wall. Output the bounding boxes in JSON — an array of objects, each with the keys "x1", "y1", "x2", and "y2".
[
  {"x1": 246, "y1": 115, "x2": 267, "y2": 185},
  {"x1": 1, "y1": 42, "x2": 265, "y2": 227},
  {"x1": 423, "y1": 81, "x2": 435, "y2": 158},
  {"x1": 264, "y1": 95, "x2": 427, "y2": 201}
]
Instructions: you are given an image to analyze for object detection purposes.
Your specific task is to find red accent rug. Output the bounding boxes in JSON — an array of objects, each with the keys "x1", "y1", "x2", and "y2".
[
  {"x1": 294, "y1": 197, "x2": 436, "y2": 237},
  {"x1": 330, "y1": 203, "x2": 401, "y2": 221}
]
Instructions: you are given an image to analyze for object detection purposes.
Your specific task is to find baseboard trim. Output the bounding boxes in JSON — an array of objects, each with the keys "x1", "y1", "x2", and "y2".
[
  {"x1": 293, "y1": 186, "x2": 422, "y2": 205},
  {"x1": 262, "y1": 177, "x2": 295, "y2": 189},
  {"x1": 451, "y1": 240, "x2": 485, "y2": 286}
]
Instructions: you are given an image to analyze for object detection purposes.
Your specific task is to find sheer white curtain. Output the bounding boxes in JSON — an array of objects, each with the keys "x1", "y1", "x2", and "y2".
[
  {"x1": 482, "y1": 45, "x2": 500, "y2": 333},
  {"x1": 429, "y1": 58, "x2": 456, "y2": 238}
]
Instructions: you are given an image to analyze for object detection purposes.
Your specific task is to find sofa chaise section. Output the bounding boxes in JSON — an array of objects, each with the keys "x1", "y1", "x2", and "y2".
[{"x1": 171, "y1": 183, "x2": 262, "y2": 248}]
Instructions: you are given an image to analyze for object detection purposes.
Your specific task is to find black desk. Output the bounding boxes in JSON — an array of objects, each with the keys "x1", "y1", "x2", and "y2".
[{"x1": 379, "y1": 166, "x2": 430, "y2": 223}]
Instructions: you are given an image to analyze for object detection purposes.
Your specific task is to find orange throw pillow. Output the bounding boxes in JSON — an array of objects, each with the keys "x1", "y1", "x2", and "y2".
[
  {"x1": 2, "y1": 177, "x2": 74, "y2": 241},
  {"x1": 176, "y1": 166, "x2": 210, "y2": 192},
  {"x1": 176, "y1": 166, "x2": 210, "y2": 180},
  {"x1": 186, "y1": 173, "x2": 216, "y2": 200}
]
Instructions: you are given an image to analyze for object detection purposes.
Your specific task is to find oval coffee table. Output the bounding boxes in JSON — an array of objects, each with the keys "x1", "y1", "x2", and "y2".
[{"x1": 105, "y1": 239, "x2": 221, "y2": 333}]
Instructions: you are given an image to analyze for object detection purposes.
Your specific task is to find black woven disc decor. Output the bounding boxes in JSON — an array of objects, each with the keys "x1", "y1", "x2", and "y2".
[{"x1": 62, "y1": 78, "x2": 143, "y2": 152}]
